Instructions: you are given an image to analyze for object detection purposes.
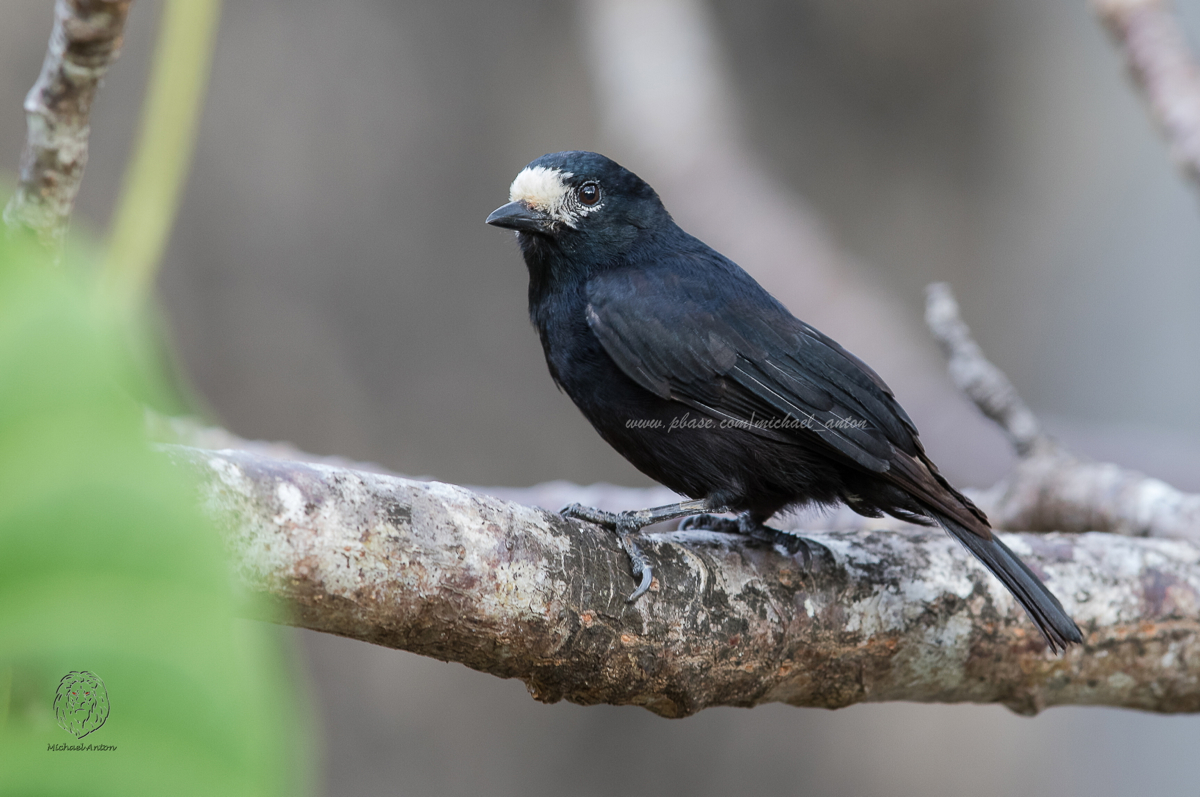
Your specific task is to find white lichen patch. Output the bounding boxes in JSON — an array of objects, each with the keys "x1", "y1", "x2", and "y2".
[
  {"x1": 207, "y1": 454, "x2": 251, "y2": 494},
  {"x1": 273, "y1": 481, "x2": 307, "y2": 526},
  {"x1": 199, "y1": 455, "x2": 257, "y2": 535},
  {"x1": 1107, "y1": 671, "x2": 1136, "y2": 691},
  {"x1": 928, "y1": 611, "x2": 975, "y2": 650},
  {"x1": 899, "y1": 538, "x2": 977, "y2": 605},
  {"x1": 813, "y1": 530, "x2": 983, "y2": 638},
  {"x1": 903, "y1": 612, "x2": 974, "y2": 692},
  {"x1": 844, "y1": 588, "x2": 907, "y2": 637},
  {"x1": 1052, "y1": 533, "x2": 1171, "y2": 626},
  {"x1": 1133, "y1": 477, "x2": 1178, "y2": 530}
]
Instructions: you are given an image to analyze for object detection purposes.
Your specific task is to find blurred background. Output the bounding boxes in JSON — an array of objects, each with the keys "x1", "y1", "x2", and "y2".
[{"x1": 4, "y1": 0, "x2": 1200, "y2": 794}]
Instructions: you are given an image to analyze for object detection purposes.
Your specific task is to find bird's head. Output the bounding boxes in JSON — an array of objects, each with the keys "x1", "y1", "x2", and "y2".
[{"x1": 486, "y1": 151, "x2": 668, "y2": 266}]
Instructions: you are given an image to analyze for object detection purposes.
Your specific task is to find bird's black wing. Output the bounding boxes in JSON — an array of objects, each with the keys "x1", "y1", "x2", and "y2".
[{"x1": 584, "y1": 260, "x2": 922, "y2": 472}]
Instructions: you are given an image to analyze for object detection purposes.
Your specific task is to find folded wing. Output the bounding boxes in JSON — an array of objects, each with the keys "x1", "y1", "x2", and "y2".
[{"x1": 585, "y1": 256, "x2": 990, "y2": 535}]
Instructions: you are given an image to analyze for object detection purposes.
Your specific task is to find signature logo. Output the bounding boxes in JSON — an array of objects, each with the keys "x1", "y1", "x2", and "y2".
[{"x1": 53, "y1": 671, "x2": 110, "y2": 739}]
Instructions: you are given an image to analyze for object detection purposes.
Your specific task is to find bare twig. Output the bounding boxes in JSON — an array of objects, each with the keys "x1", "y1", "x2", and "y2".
[
  {"x1": 3, "y1": 0, "x2": 134, "y2": 249},
  {"x1": 172, "y1": 445, "x2": 1200, "y2": 717},
  {"x1": 976, "y1": 453, "x2": 1200, "y2": 542},
  {"x1": 1092, "y1": 0, "x2": 1200, "y2": 185},
  {"x1": 924, "y1": 282, "x2": 1200, "y2": 544},
  {"x1": 925, "y1": 283, "x2": 1045, "y2": 456}
]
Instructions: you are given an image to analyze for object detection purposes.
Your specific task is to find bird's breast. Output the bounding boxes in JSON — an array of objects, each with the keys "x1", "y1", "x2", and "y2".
[{"x1": 530, "y1": 287, "x2": 620, "y2": 398}]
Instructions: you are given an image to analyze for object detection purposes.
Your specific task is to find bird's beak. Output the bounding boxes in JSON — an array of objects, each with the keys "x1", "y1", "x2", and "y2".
[{"x1": 486, "y1": 201, "x2": 553, "y2": 234}]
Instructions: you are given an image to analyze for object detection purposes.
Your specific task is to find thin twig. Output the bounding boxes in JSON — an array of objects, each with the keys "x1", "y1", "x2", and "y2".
[
  {"x1": 1093, "y1": 0, "x2": 1200, "y2": 186},
  {"x1": 3, "y1": 0, "x2": 134, "y2": 250},
  {"x1": 925, "y1": 282, "x2": 1046, "y2": 456}
]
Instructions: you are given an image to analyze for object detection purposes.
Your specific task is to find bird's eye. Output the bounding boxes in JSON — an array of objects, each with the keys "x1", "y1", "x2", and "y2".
[{"x1": 577, "y1": 182, "x2": 600, "y2": 206}]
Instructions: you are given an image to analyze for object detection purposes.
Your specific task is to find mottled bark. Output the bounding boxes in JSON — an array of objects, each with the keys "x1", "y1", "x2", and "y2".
[
  {"x1": 1092, "y1": 0, "x2": 1200, "y2": 186},
  {"x1": 3, "y1": 0, "x2": 134, "y2": 249},
  {"x1": 170, "y1": 445, "x2": 1200, "y2": 717}
]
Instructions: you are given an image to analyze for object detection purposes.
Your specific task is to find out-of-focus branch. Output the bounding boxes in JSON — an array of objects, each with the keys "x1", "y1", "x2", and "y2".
[
  {"x1": 977, "y1": 451, "x2": 1200, "y2": 542},
  {"x1": 1092, "y1": 0, "x2": 1200, "y2": 186},
  {"x1": 173, "y1": 445, "x2": 1200, "y2": 717},
  {"x1": 926, "y1": 283, "x2": 1200, "y2": 544},
  {"x1": 925, "y1": 283, "x2": 1044, "y2": 457},
  {"x1": 3, "y1": 0, "x2": 134, "y2": 250}
]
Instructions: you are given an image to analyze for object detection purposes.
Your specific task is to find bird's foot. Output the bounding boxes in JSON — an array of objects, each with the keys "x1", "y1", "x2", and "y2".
[
  {"x1": 744, "y1": 520, "x2": 816, "y2": 569},
  {"x1": 681, "y1": 512, "x2": 818, "y2": 569},
  {"x1": 559, "y1": 503, "x2": 620, "y2": 528},
  {"x1": 560, "y1": 503, "x2": 655, "y2": 602},
  {"x1": 679, "y1": 513, "x2": 740, "y2": 534}
]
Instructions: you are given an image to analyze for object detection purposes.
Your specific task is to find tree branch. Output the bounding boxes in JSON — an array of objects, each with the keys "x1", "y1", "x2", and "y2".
[
  {"x1": 171, "y1": 444, "x2": 1200, "y2": 717},
  {"x1": 12, "y1": 0, "x2": 1194, "y2": 718},
  {"x1": 1092, "y1": 0, "x2": 1200, "y2": 187},
  {"x1": 3, "y1": 0, "x2": 134, "y2": 249}
]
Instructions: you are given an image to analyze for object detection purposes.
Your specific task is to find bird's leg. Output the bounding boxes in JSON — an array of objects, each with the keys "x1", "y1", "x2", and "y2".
[
  {"x1": 560, "y1": 497, "x2": 726, "y2": 601},
  {"x1": 681, "y1": 512, "x2": 818, "y2": 569},
  {"x1": 678, "y1": 513, "x2": 740, "y2": 534}
]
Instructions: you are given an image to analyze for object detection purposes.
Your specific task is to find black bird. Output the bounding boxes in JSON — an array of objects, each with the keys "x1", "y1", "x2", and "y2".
[{"x1": 486, "y1": 150, "x2": 1082, "y2": 652}]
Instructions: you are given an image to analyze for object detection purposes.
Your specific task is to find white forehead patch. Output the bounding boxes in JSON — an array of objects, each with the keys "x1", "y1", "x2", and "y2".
[
  {"x1": 508, "y1": 165, "x2": 602, "y2": 229},
  {"x1": 509, "y1": 166, "x2": 573, "y2": 212}
]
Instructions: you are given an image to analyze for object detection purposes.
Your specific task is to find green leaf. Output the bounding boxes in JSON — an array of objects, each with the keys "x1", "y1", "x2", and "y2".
[{"x1": 0, "y1": 235, "x2": 312, "y2": 795}]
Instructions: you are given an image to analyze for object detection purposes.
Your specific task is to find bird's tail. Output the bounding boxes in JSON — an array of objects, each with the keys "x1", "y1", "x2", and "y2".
[{"x1": 933, "y1": 512, "x2": 1083, "y2": 653}]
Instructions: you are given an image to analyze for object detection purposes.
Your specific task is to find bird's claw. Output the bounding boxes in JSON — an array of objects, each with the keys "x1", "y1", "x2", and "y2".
[
  {"x1": 560, "y1": 503, "x2": 655, "y2": 601},
  {"x1": 627, "y1": 567, "x2": 653, "y2": 602},
  {"x1": 621, "y1": 532, "x2": 654, "y2": 602}
]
